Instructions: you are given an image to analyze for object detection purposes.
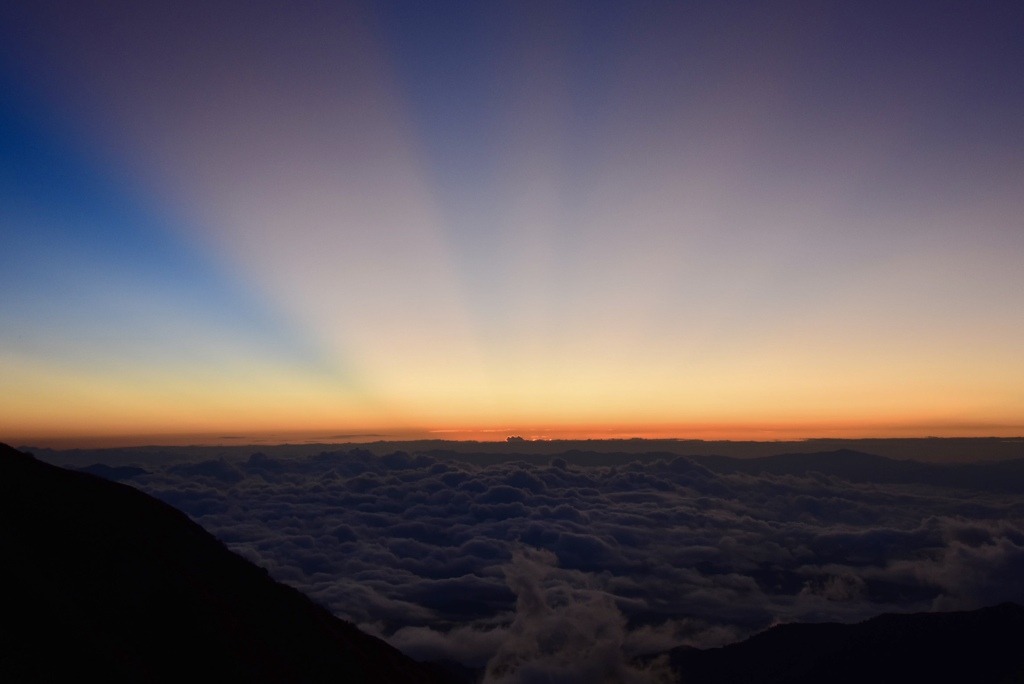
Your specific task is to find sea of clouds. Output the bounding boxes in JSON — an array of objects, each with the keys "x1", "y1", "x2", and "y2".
[{"x1": 108, "y1": 448, "x2": 1024, "y2": 683}]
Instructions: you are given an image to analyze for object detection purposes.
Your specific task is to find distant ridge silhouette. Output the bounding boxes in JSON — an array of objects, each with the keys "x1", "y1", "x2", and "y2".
[
  {"x1": 0, "y1": 443, "x2": 450, "y2": 683},
  {"x1": 668, "y1": 601, "x2": 1024, "y2": 683},
  {"x1": 693, "y1": 448, "x2": 1024, "y2": 491},
  {"x1": 415, "y1": 447, "x2": 1024, "y2": 491}
]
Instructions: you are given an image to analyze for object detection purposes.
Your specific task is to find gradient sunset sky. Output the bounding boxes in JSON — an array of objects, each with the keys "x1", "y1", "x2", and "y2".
[{"x1": 2, "y1": 1, "x2": 1022, "y2": 446}]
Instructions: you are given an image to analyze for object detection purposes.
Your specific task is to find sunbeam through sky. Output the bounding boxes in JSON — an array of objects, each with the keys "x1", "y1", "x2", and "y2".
[{"x1": 2, "y1": 0, "x2": 1023, "y2": 446}]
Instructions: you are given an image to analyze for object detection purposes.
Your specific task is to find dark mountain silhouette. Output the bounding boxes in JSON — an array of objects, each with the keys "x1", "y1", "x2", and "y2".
[
  {"x1": 693, "y1": 448, "x2": 1024, "y2": 492},
  {"x1": 422, "y1": 448, "x2": 693, "y2": 467},
  {"x1": 668, "y1": 602, "x2": 1024, "y2": 683},
  {"x1": 77, "y1": 462, "x2": 150, "y2": 481},
  {"x1": 695, "y1": 448, "x2": 923, "y2": 479},
  {"x1": 417, "y1": 447, "x2": 1024, "y2": 492},
  {"x1": 0, "y1": 443, "x2": 451, "y2": 683}
]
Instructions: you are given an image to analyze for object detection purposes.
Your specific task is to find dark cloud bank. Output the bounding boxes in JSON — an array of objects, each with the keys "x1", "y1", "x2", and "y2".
[{"x1": 57, "y1": 445, "x2": 1024, "y2": 682}]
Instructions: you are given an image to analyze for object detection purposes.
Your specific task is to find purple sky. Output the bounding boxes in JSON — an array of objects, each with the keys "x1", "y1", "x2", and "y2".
[{"x1": 2, "y1": 1, "x2": 1023, "y2": 444}]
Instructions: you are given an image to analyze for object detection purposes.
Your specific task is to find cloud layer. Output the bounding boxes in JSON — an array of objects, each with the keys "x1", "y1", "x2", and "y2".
[{"x1": 112, "y1": 448, "x2": 1024, "y2": 676}]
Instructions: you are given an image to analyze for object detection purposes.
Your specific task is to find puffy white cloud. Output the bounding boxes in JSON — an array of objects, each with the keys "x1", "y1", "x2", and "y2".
[{"x1": 483, "y1": 547, "x2": 674, "y2": 684}]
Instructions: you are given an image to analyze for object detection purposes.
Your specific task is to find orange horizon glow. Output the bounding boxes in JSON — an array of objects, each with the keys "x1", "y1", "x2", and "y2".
[
  {"x1": 8, "y1": 420, "x2": 1024, "y2": 451},
  {"x1": 2, "y1": 4, "x2": 1022, "y2": 452}
]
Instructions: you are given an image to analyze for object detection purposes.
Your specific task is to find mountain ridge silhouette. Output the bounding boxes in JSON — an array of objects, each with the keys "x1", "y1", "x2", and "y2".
[
  {"x1": 0, "y1": 442, "x2": 451, "y2": 683},
  {"x1": 667, "y1": 600, "x2": 1024, "y2": 683}
]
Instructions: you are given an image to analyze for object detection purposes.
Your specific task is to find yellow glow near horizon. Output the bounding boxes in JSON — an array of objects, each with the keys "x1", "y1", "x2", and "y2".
[{"x1": 2, "y1": 3, "x2": 1023, "y2": 449}]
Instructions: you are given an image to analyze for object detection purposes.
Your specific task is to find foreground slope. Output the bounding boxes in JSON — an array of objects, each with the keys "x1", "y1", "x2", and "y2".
[{"x1": 0, "y1": 443, "x2": 448, "y2": 683}]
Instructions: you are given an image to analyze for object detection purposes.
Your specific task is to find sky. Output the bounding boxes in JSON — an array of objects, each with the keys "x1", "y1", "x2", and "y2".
[{"x1": 2, "y1": 0, "x2": 1023, "y2": 446}]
